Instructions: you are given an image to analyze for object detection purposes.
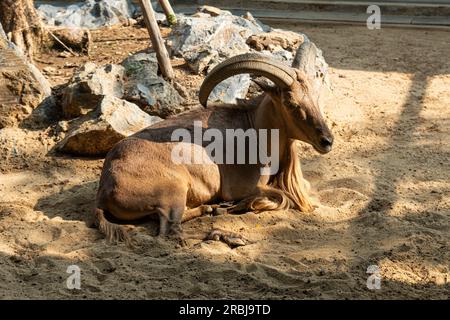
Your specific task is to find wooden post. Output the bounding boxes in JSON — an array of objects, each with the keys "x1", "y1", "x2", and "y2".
[
  {"x1": 138, "y1": 0, "x2": 174, "y2": 80},
  {"x1": 158, "y1": 0, "x2": 177, "y2": 25}
]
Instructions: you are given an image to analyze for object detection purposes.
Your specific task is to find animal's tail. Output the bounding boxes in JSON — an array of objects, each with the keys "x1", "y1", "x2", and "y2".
[
  {"x1": 229, "y1": 185, "x2": 293, "y2": 213},
  {"x1": 93, "y1": 208, "x2": 131, "y2": 245}
]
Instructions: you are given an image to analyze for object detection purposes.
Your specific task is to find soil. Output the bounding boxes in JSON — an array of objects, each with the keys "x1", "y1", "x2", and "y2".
[{"x1": 0, "y1": 23, "x2": 449, "y2": 299}]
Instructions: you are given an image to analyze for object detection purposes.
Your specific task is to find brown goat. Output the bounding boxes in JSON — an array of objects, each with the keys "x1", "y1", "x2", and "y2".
[{"x1": 93, "y1": 47, "x2": 334, "y2": 245}]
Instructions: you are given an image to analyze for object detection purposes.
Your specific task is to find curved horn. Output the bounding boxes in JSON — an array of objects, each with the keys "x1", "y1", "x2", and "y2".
[
  {"x1": 199, "y1": 53, "x2": 296, "y2": 107},
  {"x1": 292, "y1": 36, "x2": 317, "y2": 78}
]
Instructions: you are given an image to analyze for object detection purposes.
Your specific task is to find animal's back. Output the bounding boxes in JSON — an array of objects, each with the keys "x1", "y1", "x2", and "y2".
[{"x1": 96, "y1": 105, "x2": 249, "y2": 212}]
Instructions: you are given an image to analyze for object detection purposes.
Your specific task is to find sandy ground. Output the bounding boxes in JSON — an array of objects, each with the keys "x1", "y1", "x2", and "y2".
[{"x1": 0, "y1": 23, "x2": 449, "y2": 299}]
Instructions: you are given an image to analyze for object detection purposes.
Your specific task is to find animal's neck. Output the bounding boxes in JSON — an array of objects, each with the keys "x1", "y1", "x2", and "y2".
[{"x1": 252, "y1": 95, "x2": 289, "y2": 159}]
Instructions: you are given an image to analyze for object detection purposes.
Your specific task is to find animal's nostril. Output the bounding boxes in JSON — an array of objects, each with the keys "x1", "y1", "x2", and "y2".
[{"x1": 320, "y1": 136, "x2": 333, "y2": 148}]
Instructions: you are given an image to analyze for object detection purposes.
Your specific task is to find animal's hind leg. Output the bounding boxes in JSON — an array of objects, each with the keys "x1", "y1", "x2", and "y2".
[
  {"x1": 157, "y1": 208, "x2": 170, "y2": 236},
  {"x1": 156, "y1": 205, "x2": 186, "y2": 245},
  {"x1": 181, "y1": 205, "x2": 214, "y2": 222},
  {"x1": 181, "y1": 203, "x2": 236, "y2": 221},
  {"x1": 168, "y1": 205, "x2": 184, "y2": 237}
]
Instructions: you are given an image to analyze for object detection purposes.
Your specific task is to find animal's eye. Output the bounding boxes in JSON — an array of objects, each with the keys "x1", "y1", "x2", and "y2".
[
  {"x1": 287, "y1": 102, "x2": 297, "y2": 110},
  {"x1": 285, "y1": 99, "x2": 298, "y2": 110}
]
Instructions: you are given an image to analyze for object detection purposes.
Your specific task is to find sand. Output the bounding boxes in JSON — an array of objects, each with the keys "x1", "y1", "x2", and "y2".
[{"x1": 0, "y1": 24, "x2": 449, "y2": 299}]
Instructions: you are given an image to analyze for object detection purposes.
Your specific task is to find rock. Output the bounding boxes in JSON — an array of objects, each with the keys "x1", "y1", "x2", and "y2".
[
  {"x1": 183, "y1": 48, "x2": 219, "y2": 74},
  {"x1": 57, "y1": 96, "x2": 161, "y2": 156},
  {"x1": 246, "y1": 29, "x2": 304, "y2": 65},
  {"x1": 154, "y1": 11, "x2": 168, "y2": 24},
  {"x1": 20, "y1": 95, "x2": 61, "y2": 129},
  {"x1": 62, "y1": 63, "x2": 125, "y2": 118},
  {"x1": 242, "y1": 12, "x2": 271, "y2": 33},
  {"x1": 246, "y1": 30, "x2": 304, "y2": 52},
  {"x1": 122, "y1": 51, "x2": 159, "y2": 76},
  {"x1": 121, "y1": 52, "x2": 184, "y2": 118},
  {"x1": 43, "y1": 66, "x2": 60, "y2": 76},
  {"x1": 245, "y1": 79, "x2": 264, "y2": 100},
  {"x1": 197, "y1": 5, "x2": 230, "y2": 17},
  {"x1": 64, "y1": 62, "x2": 78, "y2": 69},
  {"x1": 173, "y1": 82, "x2": 190, "y2": 99},
  {"x1": 27, "y1": 63, "x2": 52, "y2": 98},
  {"x1": 57, "y1": 120, "x2": 70, "y2": 133},
  {"x1": 190, "y1": 12, "x2": 213, "y2": 19},
  {"x1": 167, "y1": 11, "x2": 330, "y2": 106},
  {"x1": 126, "y1": 17, "x2": 138, "y2": 26},
  {"x1": 57, "y1": 51, "x2": 72, "y2": 58},
  {"x1": 208, "y1": 74, "x2": 251, "y2": 104},
  {"x1": 49, "y1": 27, "x2": 92, "y2": 54},
  {"x1": 169, "y1": 13, "x2": 269, "y2": 61},
  {"x1": 169, "y1": 14, "x2": 263, "y2": 59},
  {"x1": 0, "y1": 24, "x2": 51, "y2": 128},
  {"x1": 124, "y1": 78, "x2": 185, "y2": 118},
  {"x1": 259, "y1": 48, "x2": 294, "y2": 64},
  {"x1": 37, "y1": 0, "x2": 138, "y2": 29},
  {"x1": 136, "y1": 11, "x2": 167, "y2": 27},
  {"x1": 167, "y1": 12, "x2": 271, "y2": 104}
]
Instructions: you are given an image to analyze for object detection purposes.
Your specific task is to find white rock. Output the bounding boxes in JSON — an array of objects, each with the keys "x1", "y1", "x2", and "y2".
[
  {"x1": 58, "y1": 96, "x2": 162, "y2": 156},
  {"x1": 62, "y1": 63, "x2": 126, "y2": 118}
]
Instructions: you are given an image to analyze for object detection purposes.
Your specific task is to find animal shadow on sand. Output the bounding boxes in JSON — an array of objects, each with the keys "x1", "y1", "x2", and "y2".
[{"x1": 33, "y1": 181, "x2": 162, "y2": 237}]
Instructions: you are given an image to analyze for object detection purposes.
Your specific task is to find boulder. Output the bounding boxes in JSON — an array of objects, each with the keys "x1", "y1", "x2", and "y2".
[
  {"x1": 122, "y1": 51, "x2": 159, "y2": 76},
  {"x1": 208, "y1": 75, "x2": 251, "y2": 104},
  {"x1": 37, "y1": 0, "x2": 138, "y2": 29},
  {"x1": 20, "y1": 95, "x2": 61, "y2": 129},
  {"x1": 136, "y1": 11, "x2": 167, "y2": 27},
  {"x1": 197, "y1": 5, "x2": 230, "y2": 17},
  {"x1": 62, "y1": 53, "x2": 186, "y2": 120},
  {"x1": 167, "y1": 9, "x2": 330, "y2": 106},
  {"x1": 57, "y1": 96, "x2": 161, "y2": 156},
  {"x1": 182, "y1": 48, "x2": 219, "y2": 75},
  {"x1": 0, "y1": 24, "x2": 51, "y2": 128},
  {"x1": 168, "y1": 11, "x2": 270, "y2": 66},
  {"x1": 167, "y1": 10, "x2": 270, "y2": 104},
  {"x1": 265, "y1": 49, "x2": 294, "y2": 64},
  {"x1": 121, "y1": 52, "x2": 184, "y2": 118},
  {"x1": 49, "y1": 27, "x2": 92, "y2": 54},
  {"x1": 246, "y1": 30, "x2": 304, "y2": 52},
  {"x1": 62, "y1": 63, "x2": 125, "y2": 118},
  {"x1": 241, "y1": 11, "x2": 270, "y2": 33}
]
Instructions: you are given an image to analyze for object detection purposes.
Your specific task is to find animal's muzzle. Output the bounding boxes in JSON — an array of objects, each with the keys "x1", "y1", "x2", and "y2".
[
  {"x1": 315, "y1": 134, "x2": 333, "y2": 154},
  {"x1": 320, "y1": 136, "x2": 333, "y2": 149}
]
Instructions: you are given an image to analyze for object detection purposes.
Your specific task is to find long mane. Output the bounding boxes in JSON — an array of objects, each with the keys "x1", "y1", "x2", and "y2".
[
  {"x1": 269, "y1": 139, "x2": 313, "y2": 212},
  {"x1": 231, "y1": 139, "x2": 313, "y2": 213}
]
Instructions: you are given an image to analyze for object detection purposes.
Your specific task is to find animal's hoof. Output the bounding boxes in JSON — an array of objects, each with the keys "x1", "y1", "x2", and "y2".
[
  {"x1": 168, "y1": 233, "x2": 187, "y2": 247},
  {"x1": 206, "y1": 229, "x2": 246, "y2": 248},
  {"x1": 225, "y1": 236, "x2": 245, "y2": 247}
]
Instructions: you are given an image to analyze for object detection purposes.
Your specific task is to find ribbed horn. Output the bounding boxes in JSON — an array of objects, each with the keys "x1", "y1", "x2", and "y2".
[
  {"x1": 292, "y1": 36, "x2": 317, "y2": 79},
  {"x1": 199, "y1": 53, "x2": 296, "y2": 107}
]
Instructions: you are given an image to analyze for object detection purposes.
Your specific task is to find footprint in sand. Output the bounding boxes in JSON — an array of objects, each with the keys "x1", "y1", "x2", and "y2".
[
  {"x1": 15, "y1": 225, "x2": 62, "y2": 248},
  {"x1": 84, "y1": 284, "x2": 103, "y2": 293},
  {"x1": 313, "y1": 177, "x2": 371, "y2": 221},
  {"x1": 91, "y1": 259, "x2": 117, "y2": 282},
  {"x1": 245, "y1": 262, "x2": 306, "y2": 287}
]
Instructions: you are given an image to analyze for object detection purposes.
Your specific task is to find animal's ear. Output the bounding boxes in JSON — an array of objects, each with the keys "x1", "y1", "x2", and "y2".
[{"x1": 252, "y1": 78, "x2": 281, "y2": 97}]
